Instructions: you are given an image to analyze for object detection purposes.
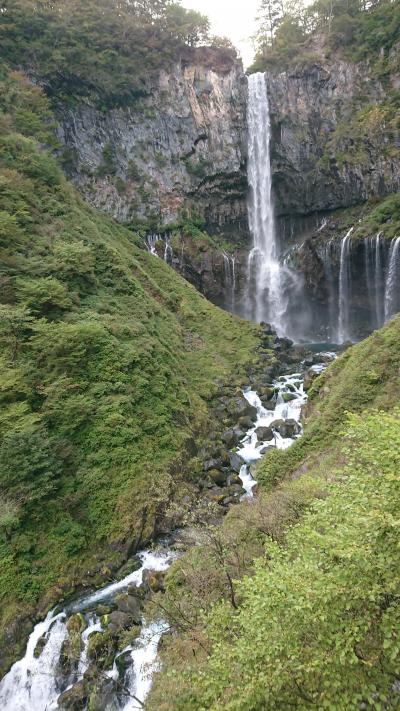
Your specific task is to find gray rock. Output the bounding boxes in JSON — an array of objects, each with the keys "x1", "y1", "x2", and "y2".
[
  {"x1": 270, "y1": 419, "x2": 301, "y2": 438},
  {"x1": 255, "y1": 426, "x2": 274, "y2": 442},
  {"x1": 229, "y1": 451, "x2": 245, "y2": 473},
  {"x1": 115, "y1": 594, "x2": 142, "y2": 624},
  {"x1": 108, "y1": 611, "x2": 132, "y2": 633}
]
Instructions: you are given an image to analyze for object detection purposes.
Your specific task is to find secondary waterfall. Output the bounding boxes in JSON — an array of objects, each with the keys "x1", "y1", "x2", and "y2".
[
  {"x1": 338, "y1": 228, "x2": 353, "y2": 343},
  {"x1": 320, "y1": 232, "x2": 400, "y2": 343},
  {"x1": 385, "y1": 236, "x2": 400, "y2": 321},
  {"x1": 245, "y1": 73, "x2": 287, "y2": 332}
]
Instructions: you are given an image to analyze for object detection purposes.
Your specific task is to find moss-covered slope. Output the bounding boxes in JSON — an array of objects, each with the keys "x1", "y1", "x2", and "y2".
[
  {"x1": 0, "y1": 70, "x2": 258, "y2": 669},
  {"x1": 147, "y1": 317, "x2": 400, "y2": 710}
]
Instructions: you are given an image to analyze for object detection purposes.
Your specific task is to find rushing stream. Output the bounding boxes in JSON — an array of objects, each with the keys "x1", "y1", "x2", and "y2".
[{"x1": 0, "y1": 354, "x2": 334, "y2": 710}]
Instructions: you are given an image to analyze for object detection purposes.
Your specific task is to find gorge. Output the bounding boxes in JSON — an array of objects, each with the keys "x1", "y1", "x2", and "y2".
[{"x1": 0, "y1": 0, "x2": 399, "y2": 709}]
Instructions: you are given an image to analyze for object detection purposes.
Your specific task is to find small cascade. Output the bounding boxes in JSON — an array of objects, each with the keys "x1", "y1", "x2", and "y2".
[
  {"x1": 145, "y1": 233, "x2": 174, "y2": 265},
  {"x1": 384, "y1": 237, "x2": 400, "y2": 322},
  {"x1": 222, "y1": 251, "x2": 236, "y2": 311},
  {"x1": 145, "y1": 233, "x2": 159, "y2": 255},
  {"x1": 338, "y1": 228, "x2": 353, "y2": 343},
  {"x1": 164, "y1": 236, "x2": 173, "y2": 265},
  {"x1": 364, "y1": 233, "x2": 385, "y2": 329},
  {"x1": 320, "y1": 239, "x2": 339, "y2": 342}
]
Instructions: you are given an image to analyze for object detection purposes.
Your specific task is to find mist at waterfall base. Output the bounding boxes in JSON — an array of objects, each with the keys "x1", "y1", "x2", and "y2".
[
  {"x1": 244, "y1": 73, "x2": 310, "y2": 342},
  {"x1": 242, "y1": 73, "x2": 400, "y2": 344}
]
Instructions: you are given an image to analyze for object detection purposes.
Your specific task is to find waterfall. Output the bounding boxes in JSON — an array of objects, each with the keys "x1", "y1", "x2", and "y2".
[
  {"x1": 338, "y1": 228, "x2": 353, "y2": 343},
  {"x1": 245, "y1": 73, "x2": 286, "y2": 331},
  {"x1": 321, "y1": 239, "x2": 338, "y2": 341},
  {"x1": 384, "y1": 237, "x2": 400, "y2": 322},
  {"x1": 222, "y1": 251, "x2": 236, "y2": 311}
]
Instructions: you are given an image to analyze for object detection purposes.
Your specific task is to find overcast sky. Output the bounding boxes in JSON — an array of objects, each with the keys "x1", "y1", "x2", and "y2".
[{"x1": 182, "y1": 0, "x2": 261, "y2": 68}]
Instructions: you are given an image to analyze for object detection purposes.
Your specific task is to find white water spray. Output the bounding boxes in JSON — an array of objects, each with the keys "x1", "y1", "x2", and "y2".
[
  {"x1": 338, "y1": 228, "x2": 353, "y2": 343},
  {"x1": 245, "y1": 73, "x2": 288, "y2": 332},
  {"x1": 384, "y1": 236, "x2": 400, "y2": 322}
]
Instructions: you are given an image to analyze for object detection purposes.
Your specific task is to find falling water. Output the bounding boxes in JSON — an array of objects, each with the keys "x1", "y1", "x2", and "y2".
[
  {"x1": 245, "y1": 73, "x2": 287, "y2": 331},
  {"x1": 321, "y1": 239, "x2": 338, "y2": 341},
  {"x1": 384, "y1": 237, "x2": 400, "y2": 322},
  {"x1": 222, "y1": 251, "x2": 236, "y2": 311},
  {"x1": 338, "y1": 228, "x2": 353, "y2": 343}
]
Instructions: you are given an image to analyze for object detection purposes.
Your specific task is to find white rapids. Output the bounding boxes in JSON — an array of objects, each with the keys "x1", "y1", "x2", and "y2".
[{"x1": 0, "y1": 355, "x2": 334, "y2": 710}]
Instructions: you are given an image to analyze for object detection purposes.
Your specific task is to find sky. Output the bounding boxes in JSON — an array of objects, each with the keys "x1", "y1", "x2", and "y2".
[{"x1": 182, "y1": 0, "x2": 261, "y2": 68}]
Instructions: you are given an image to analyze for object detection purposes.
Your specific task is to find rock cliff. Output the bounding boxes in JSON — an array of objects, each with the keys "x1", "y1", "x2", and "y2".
[
  {"x1": 266, "y1": 50, "x2": 400, "y2": 241},
  {"x1": 57, "y1": 47, "x2": 249, "y2": 242}
]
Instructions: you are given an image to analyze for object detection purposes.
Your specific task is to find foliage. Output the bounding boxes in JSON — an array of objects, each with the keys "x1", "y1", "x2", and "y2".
[
  {"x1": 250, "y1": 0, "x2": 400, "y2": 74},
  {"x1": 0, "y1": 69, "x2": 259, "y2": 669},
  {"x1": 148, "y1": 317, "x2": 400, "y2": 709},
  {"x1": 149, "y1": 406, "x2": 400, "y2": 709},
  {"x1": 0, "y1": 0, "x2": 212, "y2": 108}
]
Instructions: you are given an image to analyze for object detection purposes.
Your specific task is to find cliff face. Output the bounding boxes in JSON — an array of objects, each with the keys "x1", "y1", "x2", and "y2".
[
  {"x1": 267, "y1": 53, "x2": 400, "y2": 239},
  {"x1": 57, "y1": 48, "x2": 249, "y2": 242}
]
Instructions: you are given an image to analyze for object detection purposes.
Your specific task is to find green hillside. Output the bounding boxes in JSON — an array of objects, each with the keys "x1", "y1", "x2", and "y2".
[
  {"x1": 148, "y1": 316, "x2": 400, "y2": 710},
  {"x1": 0, "y1": 68, "x2": 258, "y2": 669}
]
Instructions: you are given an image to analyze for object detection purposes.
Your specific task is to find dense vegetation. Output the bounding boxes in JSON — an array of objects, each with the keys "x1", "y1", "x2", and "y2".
[
  {"x1": 0, "y1": 67, "x2": 259, "y2": 669},
  {"x1": 251, "y1": 0, "x2": 399, "y2": 75},
  {"x1": 0, "y1": 0, "x2": 236, "y2": 108},
  {"x1": 148, "y1": 316, "x2": 400, "y2": 709}
]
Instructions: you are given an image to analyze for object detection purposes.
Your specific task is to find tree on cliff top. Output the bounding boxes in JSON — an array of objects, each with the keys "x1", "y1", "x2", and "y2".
[{"x1": 0, "y1": 0, "x2": 211, "y2": 106}]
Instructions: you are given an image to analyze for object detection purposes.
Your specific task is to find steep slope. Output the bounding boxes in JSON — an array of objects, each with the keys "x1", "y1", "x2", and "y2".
[
  {"x1": 147, "y1": 316, "x2": 400, "y2": 709},
  {"x1": 0, "y1": 69, "x2": 259, "y2": 672}
]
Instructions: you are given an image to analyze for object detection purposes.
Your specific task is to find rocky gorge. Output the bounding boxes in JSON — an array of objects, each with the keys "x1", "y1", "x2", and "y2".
[{"x1": 55, "y1": 40, "x2": 400, "y2": 341}]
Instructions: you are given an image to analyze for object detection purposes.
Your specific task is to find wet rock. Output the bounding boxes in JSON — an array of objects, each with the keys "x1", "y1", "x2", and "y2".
[
  {"x1": 115, "y1": 648, "x2": 134, "y2": 678},
  {"x1": 221, "y1": 428, "x2": 239, "y2": 447},
  {"x1": 255, "y1": 426, "x2": 274, "y2": 442},
  {"x1": 209, "y1": 469, "x2": 229, "y2": 487},
  {"x1": 33, "y1": 634, "x2": 47, "y2": 659},
  {"x1": 58, "y1": 680, "x2": 87, "y2": 710},
  {"x1": 203, "y1": 458, "x2": 221, "y2": 472},
  {"x1": 282, "y1": 392, "x2": 297, "y2": 402},
  {"x1": 108, "y1": 611, "x2": 132, "y2": 633},
  {"x1": 115, "y1": 557, "x2": 142, "y2": 580},
  {"x1": 259, "y1": 386, "x2": 274, "y2": 399},
  {"x1": 227, "y1": 473, "x2": 242, "y2": 486},
  {"x1": 115, "y1": 594, "x2": 142, "y2": 624},
  {"x1": 237, "y1": 415, "x2": 254, "y2": 429},
  {"x1": 259, "y1": 444, "x2": 276, "y2": 455},
  {"x1": 142, "y1": 569, "x2": 166, "y2": 593},
  {"x1": 271, "y1": 419, "x2": 301, "y2": 438},
  {"x1": 303, "y1": 368, "x2": 319, "y2": 391},
  {"x1": 227, "y1": 396, "x2": 257, "y2": 420},
  {"x1": 229, "y1": 451, "x2": 245, "y2": 473},
  {"x1": 260, "y1": 398, "x2": 276, "y2": 410}
]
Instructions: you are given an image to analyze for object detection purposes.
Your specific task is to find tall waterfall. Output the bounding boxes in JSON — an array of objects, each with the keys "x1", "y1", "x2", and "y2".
[
  {"x1": 245, "y1": 73, "x2": 287, "y2": 331},
  {"x1": 384, "y1": 236, "x2": 400, "y2": 321},
  {"x1": 338, "y1": 228, "x2": 353, "y2": 343}
]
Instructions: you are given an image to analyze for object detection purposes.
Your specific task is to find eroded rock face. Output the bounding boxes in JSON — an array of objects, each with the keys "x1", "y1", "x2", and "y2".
[
  {"x1": 56, "y1": 47, "x2": 248, "y2": 241},
  {"x1": 267, "y1": 59, "x2": 400, "y2": 236}
]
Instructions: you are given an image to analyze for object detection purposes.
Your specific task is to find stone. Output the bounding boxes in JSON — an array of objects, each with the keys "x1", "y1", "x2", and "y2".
[
  {"x1": 209, "y1": 469, "x2": 229, "y2": 487},
  {"x1": 260, "y1": 398, "x2": 276, "y2": 410},
  {"x1": 58, "y1": 680, "x2": 87, "y2": 710},
  {"x1": 142, "y1": 569, "x2": 166, "y2": 593},
  {"x1": 237, "y1": 415, "x2": 254, "y2": 429},
  {"x1": 270, "y1": 419, "x2": 301, "y2": 438},
  {"x1": 221, "y1": 428, "x2": 239, "y2": 448},
  {"x1": 229, "y1": 451, "x2": 245, "y2": 473},
  {"x1": 115, "y1": 594, "x2": 142, "y2": 624},
  {"x1": 282, "y1": 392, "x2": 297, "y2": 402},
  {"x1": 255, "y1": 425, "x2": 274, "y2": 442},
  {"x1": 108, "y1": 611, "x2": 131, "y2": 633},
  {"x1": 227, "y1": 396, "x2": 257, "y2": 420}
]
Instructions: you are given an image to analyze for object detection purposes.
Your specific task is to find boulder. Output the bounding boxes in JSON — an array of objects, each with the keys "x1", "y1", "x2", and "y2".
[
  {"x1": 115, "y1": 594, "x2": 142, "y2": 624},
  {"x1": 282, "y1": 392, "x2": 297, "y2": 402},
  {"x1": 108, "y1": 611, "x2": 131, "y2": 633},
  {"x1": 255, "y1": 426, "x2": 274, "y2": 442},
  {"x1": 259, "y1": 386, "x2": 274, "y2": 399},
  {"x1": 58, "y1": 681, "x2": 87, "y2": 710},
  {"x1": 237, "y1": 415, "x2": 254, "y2": 429},
  {"x1": 142, "y1": 569, "x2": 166, "y2": 593},
  {"x1": 227, "y1": 396, "x2": 257, "y2": 420},
  {"x1": 221, "y1": 428, "x2": 239, "y2": 448},
  {"x1": 259, "y1": 444, "x2": 276, "y2": 455},
  {"x1": 260, "y1": 398, "x2": 276, "y2": 410},
  {"x1": 209, "y1": 469, "x2": 229, "y2": 487},
  {"x1": 229, "y1": 451, "x2": 245, "y2": 473},
  {"x1": 270, "y1": 419, "x2": 301, "y2": 438},
  {"x1": 227, "y1": 473, "x2": 242, "y2": 486}
]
